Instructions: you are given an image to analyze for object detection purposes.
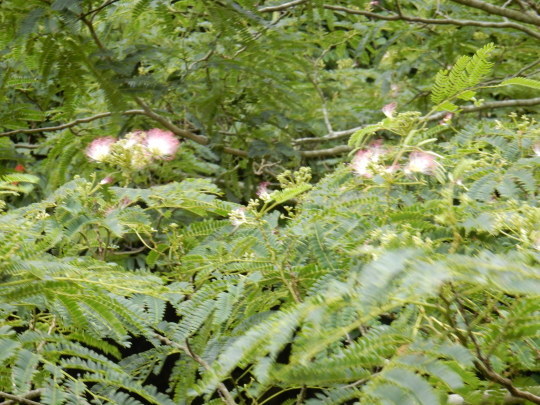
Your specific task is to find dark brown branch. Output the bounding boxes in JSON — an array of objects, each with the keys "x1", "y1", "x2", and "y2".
[
  {"x1": 473, "y1": 362, "x2": 540, "y2": 404},
  {"x1": 322, "y1": 4, "x2": 540, "y2": 40},
  {"x1": 0, "y1": 390, "x2": 43, "y2": 405},
  {"x1": 0, "y1": 110, "x2": 146, "y2": 137},
  {"x1": 134, "y1": 98, "x2": 207, "y2": 144},
  {"x1": 450, "y1": 0, "x2": 540, "y2": 26},
  {"x1": 81, "y1": 0, "x2": 121, "y2": 19},
  {"x1": 80, "y1": 16, "x2": 106, "y2": 51},
  {"x1": 134, "y1": 98, "x2": 248, "y2": 157},
  {"x1": 258, "y1": 0, "x2": 306, "y2": 12},
  {"x1": 453, "y1": 293, "x2": 540, "y2": 404},
  {"x1": 154, "y1": 333, "x2": 237, "y2": 405}
]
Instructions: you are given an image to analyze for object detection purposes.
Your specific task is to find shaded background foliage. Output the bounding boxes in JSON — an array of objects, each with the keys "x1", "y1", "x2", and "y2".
[{"x1": 1, "y1": 0, "x2": 539, "y2": 199}]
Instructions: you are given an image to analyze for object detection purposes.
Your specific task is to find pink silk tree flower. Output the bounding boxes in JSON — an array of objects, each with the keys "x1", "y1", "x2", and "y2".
[
  {"x1": 405, "y1": 151, "x2": 438, "y2": 175},
  {"x1": 368, "y1": 139, "x2": 386, "y2": 162},
  {"x1": 86, "y1": 137, "x2": 116, "y2": 162},
  {"x1": 256, "y1": 181, "x2": 271, "y2": 200},
  {"x1": 351, "y1": 150, "x2": 374, "y2": 178},
  {"x1": 382, "y1": 102, "x2": 397, "y2": 118},
  {"x1": 100, "y1": 176, "x2": 114, "y2": 185},
  {"x1": 144, "y1": 128, "x2": 180, "y2": 159},
  {"x1": 440, "y1": 113, "x2": 453, "y2": 125},
  {"x1": 229, "y1": 207, "x2": 247, "y2": 228}
]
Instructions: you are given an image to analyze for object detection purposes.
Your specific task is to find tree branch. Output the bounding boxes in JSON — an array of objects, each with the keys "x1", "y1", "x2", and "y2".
[
  {"x1": 0, "y1": 110, "x2": 145, "y2": 137},
  {"x1": 449, "y1": 0, "x2": 540, "y2": 26},
  {"x1": 0, "y1": 390, "x2": 43, "y2": 405},
  {"x1": 81, "y1": 0, "x2": 121, "y2": 19},
  {"x1": 453, "y1": 292, "x2": 540, "y2": 405},
  {"x1": 295, "y1": 126, "x2": 360, "y2": 145},
  {"x1": 322, "y1": 4, "x2": 540, "y2": 40},
  {"x1": 258, "y1": 0, "x2": 306, "y2": 13},
  {"x1": 134, "y1": 98, "x2": 248, "y2": 157},
  {"x1": 154, "y1": 333, "x2": 237, "y2": 405},
  {"x1": 473, "y1": 361, "x2": 540, "y2": 404},
  {"x1": 300, "y1": 144, "x2": 352, "y2": 157},
  {"x1": 426, "y1": 96, "x2": 540, "y2": 121},
  {"x1": 3, "y1": 96, "x2": 538, "y2": 159},
  {"x1": 80, "y1": 15, "x2": 107, "y2": 51},
  {"x1": 296, "y1": 96, "x2": 540, "y2": 149}
]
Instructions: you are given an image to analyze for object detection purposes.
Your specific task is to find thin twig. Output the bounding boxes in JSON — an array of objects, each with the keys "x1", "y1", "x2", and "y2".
[
  {"x1": 309, "y1": 75, "x2": 334, "y2": 136},
  {"x1": 449, "y1": 0, "x2": 540, "y2": 26},
  {"x1": 453, "y1": 291, "x2": 540, "y2": 404},
  {"x1": 80, "y1": 16, "x2": 106, "y2": 51},
  {"x1": 154, "y1": 333, "x2": 237, "y2": 405},
  {"x1": 300, "y1": 144, "x2": 352, "y2": 157},
  {"x1": 134, "y1": 97, "x2": 248, "y2": 157},
  {"x1": 295, "y1": 386, "x2": 306, "y2": 405},
  {"x1": 322, "y1": 4, "x2": 540, "y2": 40},
  {"x1": 0, "y1": 391, "x2": 43, "y2": 405},
  {"x1": 0, "y1": 110, "x2": 145, "y2": 137},
  {"x1": 295, "y1": 96, "x2": 540, "y2": 147},
  {"x1": 482, "y1": 58, "x2": 540, "y2": 85},
  {"x1": 258, "y1": 0, "x2": 306, "y2": 13},
  {"x1": 81, "y1": 0, "x2": 121, "y2": 19}
]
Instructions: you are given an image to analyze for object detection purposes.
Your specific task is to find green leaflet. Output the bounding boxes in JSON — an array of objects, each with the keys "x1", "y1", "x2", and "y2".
[
  {"x1": 500, "y1": 77, "x2": 540, "y2": 90},
  {"x1": 431, "y1": 43, "x2": 495, "y2": 107}
]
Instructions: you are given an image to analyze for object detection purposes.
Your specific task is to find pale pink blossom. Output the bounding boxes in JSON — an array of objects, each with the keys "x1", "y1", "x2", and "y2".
[
  {"x1": 533, "y1": 142, "x2": 540, "y2": 157},
  {"x1": 100, "y1": 176, "x2": 114, "y2": 185},
  {"x1": 229, "y1": 207, "x2": 247, "y2": 227},
  {"x1": 144, "y1": 129, "x2": 180, "y2": 159},
  {"x1": 351, "y1": 150, "x2": 374, "y2": 178},
  {"x1": 351, "y1": 140, "x2": 389, "y2": 178},
  {"x1": 369, "y1": 1, "x2": 379, "y2": 5},
  {"x1": 256, "y1": 182, "x2": 271, "y2": 200},
  {"x1": 86, "y1": 137, "x2": 116, "y2": 162},
  {"x1": 405, "y1": 151, "x2": 438, "y2": 175},
  {"x1": 382, "y1": 102, "x2": 397, "y2": 118},
  {"x1": 368, "y1": 139, "x2": 386, "y2": 161},
  {"x1": 440, "y1": 113, "x2": 453, "y2": 125}
]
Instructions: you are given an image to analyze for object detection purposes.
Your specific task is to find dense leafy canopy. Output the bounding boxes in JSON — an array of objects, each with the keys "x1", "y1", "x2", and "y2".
[{"x1": 0, "y1": 0, "x2": 539, "y2": 404}]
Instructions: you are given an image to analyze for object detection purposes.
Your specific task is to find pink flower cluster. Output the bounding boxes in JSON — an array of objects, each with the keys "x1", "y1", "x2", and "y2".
[
  {"x1": 351, "y1": 140, "x2": 438, "y2": 178},
  {"x1": 404, "y1": 151, "x2": 438, "y2": 175},
  {"x1": 351, "y1": 140, "x2": 386, "y2": 178},
  {"x1": 85, "y1": 137, "x2": 116, "y2": 162},
  {"x1": 256, "y1": 181, "x2": 271, "y2": 200},
  {"x1": 86, "y1": 129, "x2": 180, "y2": 163},
  {"x1": 382, "y1": 102, "x2": 397, "y2": 118}
]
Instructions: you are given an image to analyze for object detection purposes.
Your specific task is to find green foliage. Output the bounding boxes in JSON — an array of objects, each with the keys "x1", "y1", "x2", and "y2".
[
  {"x1": 1, "y1": 1, "x2": 539, "y2": 404},
  {"x1": 500, "y1": 77, "x2": 540, "y2": 91},
  {"x1": 431, "y1": 43, "x2": 494, "y2": 111}
]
